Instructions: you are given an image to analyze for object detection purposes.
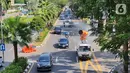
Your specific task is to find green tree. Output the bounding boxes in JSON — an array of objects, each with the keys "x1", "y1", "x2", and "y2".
[
  {"x1": 0, "y1": 0, "x2": 11, "y2": 10},
  {"x1": 26, "y1": 0, "x2": 39, "y2": 12},
  {"x1": 34, "y1": 0, "x2": 61, "y2": 23},
  {"x1": 3, "y1": 16, "x2": 32, "y2": 62},
  {"x1": 71, "y1": 0, "x2": 130, "y2": 73},
  {"x1": 30, "y1": 16, "x2": 45, "y2": 32},
  {"x1": 47, "y1": 0, "x2": 69, "y2": 7},
  {"x1": 14, "y1": 0, "x2": 25, "y2": 3}
]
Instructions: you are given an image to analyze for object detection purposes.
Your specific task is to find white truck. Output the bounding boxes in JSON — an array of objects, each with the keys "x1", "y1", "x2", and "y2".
[{"x1": 76, "y1": 43, "x2": 94, "y2": 60}]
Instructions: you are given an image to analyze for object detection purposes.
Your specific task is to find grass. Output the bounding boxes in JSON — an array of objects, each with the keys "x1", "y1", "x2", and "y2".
[
  {"x1": 7, "y1": 11, "x2": 19, "y2": 14},
  {"x1": 32, "y1": 18, "x2": 57, "y2": 46},
  {"x1": 33, "y1": 29, "x2": 49, "y2": 46},
  {"x1": 20, "y1": 17, "x2": 33, "y2": 23}
]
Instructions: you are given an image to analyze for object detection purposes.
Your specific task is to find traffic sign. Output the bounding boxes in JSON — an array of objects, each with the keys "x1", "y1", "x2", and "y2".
[
  {"x1": 0, "y1": 44, "x2": 5, "y2": 51},
  {"x1": 116, "y1": 4, "x2": 127, "y2": 15}
]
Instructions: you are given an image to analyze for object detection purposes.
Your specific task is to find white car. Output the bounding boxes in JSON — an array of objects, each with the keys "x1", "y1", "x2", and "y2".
[{"x1": 76, "y1": 43, "x2": 94, "y2": 60}]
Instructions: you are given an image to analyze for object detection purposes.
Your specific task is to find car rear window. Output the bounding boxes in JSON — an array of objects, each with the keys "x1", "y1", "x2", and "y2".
[
  {"x1": 39, "y1": 56, "x2": 50, "y2": 62},
  {"x1": 59, "y1": 39, "x2": 67, "y2": 42},
  {"x1": 79, "y1": 46, "x2": 91, "y2": 51}
]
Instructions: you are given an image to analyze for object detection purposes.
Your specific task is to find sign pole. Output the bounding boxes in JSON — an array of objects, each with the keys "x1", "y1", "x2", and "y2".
[{"x1": 0, "y1": 2, "x2": 4, "y2": 63}]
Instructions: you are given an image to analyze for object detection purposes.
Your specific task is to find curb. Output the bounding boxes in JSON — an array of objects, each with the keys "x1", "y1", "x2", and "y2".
[{"x1": 23, "y1": 62, "x2": 33, "y2": 73}]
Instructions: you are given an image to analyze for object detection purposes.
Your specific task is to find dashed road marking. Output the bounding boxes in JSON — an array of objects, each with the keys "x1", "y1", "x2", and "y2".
[{"x1": 56, "y1": 57, "x2": 59, "y2": 63}]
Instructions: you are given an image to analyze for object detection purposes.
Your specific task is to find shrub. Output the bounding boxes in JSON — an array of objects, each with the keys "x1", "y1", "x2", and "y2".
[{"x1": 0, "y1": 57, "x2": 28, "y2": 73}]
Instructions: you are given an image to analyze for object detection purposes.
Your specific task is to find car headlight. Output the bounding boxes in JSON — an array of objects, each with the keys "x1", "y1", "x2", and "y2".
[{"x1": 37, "y1": 64, "x2": 40, "y2": 67}]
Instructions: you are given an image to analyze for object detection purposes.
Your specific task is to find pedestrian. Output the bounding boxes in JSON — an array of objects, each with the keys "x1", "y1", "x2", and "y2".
[{"x1": 78, "y1": 30, "x2": 88, "y2": 43}]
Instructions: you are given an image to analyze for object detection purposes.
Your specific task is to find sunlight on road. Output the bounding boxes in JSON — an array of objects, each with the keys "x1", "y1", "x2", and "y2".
[
  {"x1": 92, "y1": 52, "x2": 103, "y2": 73},
  {"x1": 79, "y1": 53, "x2": 103, "y2": 73},
  {"x1": 79, "y1": 60, "x2": 84, "y2": 73}
]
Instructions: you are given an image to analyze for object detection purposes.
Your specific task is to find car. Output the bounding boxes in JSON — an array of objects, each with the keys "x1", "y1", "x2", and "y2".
[
  {"x1": 76, "y1": 43, "x2": 94, "y2": 60},
  {"x1": 37, "y1": 53, "x2": 53, "y2": 72},
  {"x1": 53, "y1": 26, "x2": 62, "y2": 34},
  {"x1": 61, "y1": 31, "x2": 70, "y2": 38},
  {"x1": 60, "y1": 15, "x2": 65, "y2": 20},
  {"x1": 58, "y1": 38, "x2": 69, "y2": 48}
]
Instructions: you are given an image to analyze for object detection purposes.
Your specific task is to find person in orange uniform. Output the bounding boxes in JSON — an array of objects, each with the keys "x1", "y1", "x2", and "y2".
[{"x1": 78, "y1": 30, "x2": 88, "y2": 43}]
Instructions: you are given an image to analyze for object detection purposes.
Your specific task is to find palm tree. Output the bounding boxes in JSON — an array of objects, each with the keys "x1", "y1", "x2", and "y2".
[
  {"x1": 36, "y1": 0, "x2": 60, "y2": 22},
  {"x1": 0, "y1": 0, "x2": 11, "y2": 10},
  {"x1": 3, "y1": 16, "x2": 32, "y2": 62},
  {"x1": 27, "y1": 0, "x2": 39, "y2": 12}
]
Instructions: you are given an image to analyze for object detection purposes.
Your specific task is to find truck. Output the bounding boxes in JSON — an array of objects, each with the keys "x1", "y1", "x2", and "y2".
[{"x1": 76, "y1": 43, "x2": 94, "y2": 61}]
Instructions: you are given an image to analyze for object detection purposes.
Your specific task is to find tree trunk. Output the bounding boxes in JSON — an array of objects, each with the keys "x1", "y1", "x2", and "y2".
[
  {"x1": 123, "y1": 41, "x2": 129, "y2": 73},
  {"x1": 98, "y1": 20, "x2": 103, "y2": 33},
  {"x1": 13, "y1": 41, "x2": 18, "y2": 62}
]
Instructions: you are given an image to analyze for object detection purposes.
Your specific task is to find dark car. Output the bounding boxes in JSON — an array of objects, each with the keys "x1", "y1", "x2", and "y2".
[
  {"x1": 37, "y1": 53, "x2": 53, "y2": 72},
  {"x1": 58, "y1": 38, "x2": 69, "y2": 48},
  {"x1": 53, "y1": 26, "x2": 62, "y2": 34}
]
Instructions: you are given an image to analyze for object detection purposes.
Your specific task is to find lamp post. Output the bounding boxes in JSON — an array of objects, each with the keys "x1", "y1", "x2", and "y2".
[{"x1": 0, "y1": 2, "x2": 4, "y2": 63}]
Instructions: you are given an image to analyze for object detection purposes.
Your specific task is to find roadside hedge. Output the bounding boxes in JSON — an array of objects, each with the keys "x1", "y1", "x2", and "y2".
[{"x1": 0, "y1": 57, "x2": 28, "y2": 73}]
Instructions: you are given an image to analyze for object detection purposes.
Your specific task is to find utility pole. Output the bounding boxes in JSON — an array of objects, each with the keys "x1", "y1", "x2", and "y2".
[{"x1": 0, "y1": 1, "x2": 5, "y2": 63}]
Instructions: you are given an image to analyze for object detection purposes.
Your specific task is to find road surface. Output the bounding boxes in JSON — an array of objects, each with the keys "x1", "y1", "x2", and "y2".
[{"x1": 26, "y1": 20, "x2": 119, "y2": 73}]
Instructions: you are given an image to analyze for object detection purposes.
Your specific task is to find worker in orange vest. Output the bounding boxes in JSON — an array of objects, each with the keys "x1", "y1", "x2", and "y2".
[{"x1": 79, "y1": 30, "x2": 88, "y2": 43}]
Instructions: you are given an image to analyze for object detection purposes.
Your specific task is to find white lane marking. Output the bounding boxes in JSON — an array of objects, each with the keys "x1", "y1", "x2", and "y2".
[
  {"x1": 56, "y1": 57, "x2": 59, "y2": 63},
  {"x1": 76, "y1": 57, "x2": 79, "y2": 63},
  {"x1": 8, "y1": 47, "x2": 13, "y2": 52}
]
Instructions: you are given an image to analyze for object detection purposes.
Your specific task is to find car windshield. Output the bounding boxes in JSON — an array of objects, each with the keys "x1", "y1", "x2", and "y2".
[
  {"x1": 59, "y1": 39, "x2": 67, "y2": 42},
  {"x1": 79, "y1": 46, "x2": 90, "y2": 52},
  {"x1": 39, "y1": 56, "x2": 50, "y2": 62}
]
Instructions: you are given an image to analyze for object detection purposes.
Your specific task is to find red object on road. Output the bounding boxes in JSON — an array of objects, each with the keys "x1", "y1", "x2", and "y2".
[
  {"x1": 22, "y1": 44, "x2": 36, "y2": 53},
  {"x1": 80, "y1": 30, "x2": 88, "y2": 40}
]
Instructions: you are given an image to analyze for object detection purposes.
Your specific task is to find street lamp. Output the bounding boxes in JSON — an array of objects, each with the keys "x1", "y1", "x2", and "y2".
[{"x1": 0, "y1": 2, "x2": 5, "y2": 64}]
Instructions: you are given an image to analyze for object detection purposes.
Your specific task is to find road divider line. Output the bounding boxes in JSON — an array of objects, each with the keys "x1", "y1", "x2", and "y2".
[
  {"x1": 56, "y1": 57, "x2": 59, "y2": 63},
  {"x1": 27, "y1": 63, "x2": 34, "y2": 73},
  {"x1": 79, "y1": 60, "x2": 84, "y2": 73},
  {"x1": 88, "y1": 60, "x2": 99, "y2": 73},
  {"x1": 85, "y1": 61, "x2": 89, "y2": 73},
  {"x1": 76, "y1": 57, "x2": 78, "y2": 63},
  {"x1": 92, "y1": 53, "x2": 103, "y2": 73}
]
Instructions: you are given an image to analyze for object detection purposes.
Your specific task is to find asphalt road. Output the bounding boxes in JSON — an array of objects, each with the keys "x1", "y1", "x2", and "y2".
[
  {"x1": 27, "y1": 19, "x2": 119, "y2": 73},
  {"x1": 0, "y1": 8, "x2": 119, "y2": 73}
]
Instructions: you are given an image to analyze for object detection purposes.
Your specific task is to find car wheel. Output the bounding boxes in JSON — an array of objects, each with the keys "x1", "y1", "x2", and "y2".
[{"x1": 37, "y1": 70, "x2": 39, "y2": 72}]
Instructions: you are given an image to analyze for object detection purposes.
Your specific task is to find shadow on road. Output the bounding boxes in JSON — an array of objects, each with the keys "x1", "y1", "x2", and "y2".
[
  {"x1": 92, "y1": 51, "x2": 119, "y2": 70},
  {"x1": 52, "y1": 50, "x2": 77, "y2": 64}
]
